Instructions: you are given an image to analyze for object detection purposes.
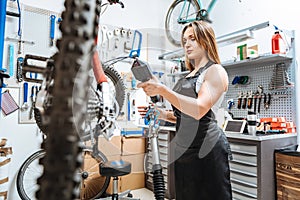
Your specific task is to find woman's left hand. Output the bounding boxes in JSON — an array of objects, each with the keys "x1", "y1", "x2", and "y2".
[{"x1": 137, "y1": 75, "x2": 165, "y2": 97}]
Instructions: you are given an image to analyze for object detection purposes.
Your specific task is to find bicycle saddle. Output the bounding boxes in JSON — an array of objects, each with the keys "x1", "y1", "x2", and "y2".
[{"x1": 100, "y1": 160, "x2": 131, "y2": 177}]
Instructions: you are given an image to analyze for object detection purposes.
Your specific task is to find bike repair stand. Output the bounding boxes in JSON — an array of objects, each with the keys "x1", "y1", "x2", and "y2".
[{"x1": 144, "y1": 106, "x2": 165, "y2": 200}]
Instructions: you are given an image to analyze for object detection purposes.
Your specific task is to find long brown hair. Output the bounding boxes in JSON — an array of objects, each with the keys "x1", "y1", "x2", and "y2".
[{"x1": 181, "y1": 21, "x2": 220, "y2": 71}]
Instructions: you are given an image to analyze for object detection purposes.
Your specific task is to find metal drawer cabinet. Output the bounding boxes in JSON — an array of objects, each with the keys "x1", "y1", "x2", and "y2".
[
  {"x1": 227, "y1": 135, "x2": 297, "y2": 200},
  {"x1": 230, "y1": 142, "x2": 258, "y2": 199}
]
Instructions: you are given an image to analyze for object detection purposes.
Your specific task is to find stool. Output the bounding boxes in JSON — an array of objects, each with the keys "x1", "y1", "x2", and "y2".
[{"x1": 100, "y1": 160, "x2": 140, "y2": 200}]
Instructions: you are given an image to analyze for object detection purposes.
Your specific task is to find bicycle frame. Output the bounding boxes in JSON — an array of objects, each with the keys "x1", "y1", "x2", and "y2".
[{"x1": 177, "y1": 0, "x2": 217, "y2": 24}]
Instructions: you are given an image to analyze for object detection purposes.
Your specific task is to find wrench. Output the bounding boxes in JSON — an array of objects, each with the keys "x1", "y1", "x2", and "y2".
[
  {"x1": 100, "y1": 25, "x2": 108, "y2": 60},
  {"x1": 21, "y1": 82, "x2": 29, "y2": 111},
  {"x1": 107, "y1": 30, "x2": 114, "y2": 51}
]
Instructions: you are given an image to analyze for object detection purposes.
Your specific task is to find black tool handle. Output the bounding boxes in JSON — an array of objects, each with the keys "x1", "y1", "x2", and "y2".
[
  {"x1": 237, "y1": 97, "x2": 242, "y2": 109},
  {"x1": 257, "y1": 96, "x2": 262, "y2": 113},
  {"x1": 253, "y1": 97, "x2": 257, "y2": 113},
  {"x1": 242, "y1": 97, "x2": 247, "y2": 109}
]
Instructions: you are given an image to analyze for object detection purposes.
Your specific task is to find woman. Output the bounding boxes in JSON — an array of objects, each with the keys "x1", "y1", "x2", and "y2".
[{"x1": 138, "y1": 21, "x2": 232, "y2": 200}]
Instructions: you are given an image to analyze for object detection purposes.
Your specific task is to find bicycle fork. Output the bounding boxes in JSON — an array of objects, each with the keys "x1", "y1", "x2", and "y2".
[{"x1": 147, "y1": 112, "x2": 165, "y2": 200}]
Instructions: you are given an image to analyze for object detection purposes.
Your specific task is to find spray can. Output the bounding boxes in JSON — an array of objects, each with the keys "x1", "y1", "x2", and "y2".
[{"x1": 272, "y1": 27, "x2": 286, "y2": 54}]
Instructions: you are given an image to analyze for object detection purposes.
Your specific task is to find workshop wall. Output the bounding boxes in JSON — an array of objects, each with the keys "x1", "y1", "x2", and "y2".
[
  {"x1": 1, "y1": 0, "x2": 299, "y2": 200},
  {"x1": 211, "y1": 0, "x2": 300, "y2": 65},
  {"x1": 1, "y1": 1, "x2": 174, "y2": 200}
]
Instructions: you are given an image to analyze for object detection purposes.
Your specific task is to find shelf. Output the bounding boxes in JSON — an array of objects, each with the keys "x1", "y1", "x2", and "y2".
[
  {"x1": 222, "y1": 54, "x2": 293, "y2": 68},
  {"x1": 166, "y1": 54, "x2": 293, "y2": 77}
]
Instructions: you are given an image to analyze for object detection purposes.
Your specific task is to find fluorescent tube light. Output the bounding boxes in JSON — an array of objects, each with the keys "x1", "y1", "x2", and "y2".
[
  {"x1": 216, "y1": 21, "x2": 270, "y2": 46},
  {"x1": 216, "y1": 30, "x2": 254, "y2": 46}
]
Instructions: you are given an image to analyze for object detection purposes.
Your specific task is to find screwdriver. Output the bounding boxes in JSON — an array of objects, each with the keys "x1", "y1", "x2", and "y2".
[{"x1": 49, "y1": 15, "x2": 56, "y2": 46}]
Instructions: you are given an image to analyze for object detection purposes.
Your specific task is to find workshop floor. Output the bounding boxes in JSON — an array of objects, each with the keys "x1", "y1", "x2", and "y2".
[
  {"x1": 131, "y1": 188, "x2": 170, "y2": 200},
  {"x1": 131, "y1": 188, "x2": 156, "y2": 200}
]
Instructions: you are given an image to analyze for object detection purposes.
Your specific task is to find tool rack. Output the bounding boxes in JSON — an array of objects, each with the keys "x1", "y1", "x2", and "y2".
[{"x1": 222, "y1": 52, "x2": 296, "y2": 122}]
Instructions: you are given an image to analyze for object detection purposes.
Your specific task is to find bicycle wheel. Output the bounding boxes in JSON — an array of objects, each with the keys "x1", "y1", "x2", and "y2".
[
  {"x1": 16, "y1": 150, "x2": 45, "y2": 200},
  {"x1": 36, "y1": 0, "x2": 101, "y2": 199},
  {"x1": 16, "y1": 149, "x2": 110, "y2": 200},
  {"x1": 80, "y1": 149, "x2": 110, "y2": 200},
  {"x1": 165, "y1": 0, "x2": 200, "y2": 47},
  {"x1": 103, "y1": 65, "x2": 125, "y2": 113},
  {"x1": 34, "y1": 63, "x2": 125, "y2": 138}
]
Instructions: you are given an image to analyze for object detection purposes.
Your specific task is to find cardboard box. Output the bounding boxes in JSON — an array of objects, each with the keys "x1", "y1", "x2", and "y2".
[
  {"x1": 120, "y1": 172, "x2": 145, "y2": 192},
  {"x1": 237, "y1": 44, "x2": 258, "y2": 60},
  {"x1": 85, "y1": 136, "x2": 122, "y2": 156},
  {"x1": 237, "y1": 44, "x2": 247, "y2": 60},
  {"x1": 106, "y1": 172, "x2": 145, "y2": 194},
  {"x1": 121, "y1": 136, "x2": 146, "y2": 155},
  {"x1": 260, "y1": 117, "x2": 286, "y2": 123},
  {"x1": 121, "y1": 153, "x2": 145, "y2": 172}
]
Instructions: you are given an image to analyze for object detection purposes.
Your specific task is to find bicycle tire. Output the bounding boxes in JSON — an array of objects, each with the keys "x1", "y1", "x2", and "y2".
[
  {"x1": 34, "y1": 65, "x2": 125, "y2": 136},
  {"x1": 102, "y1": 65, "x2": 125, "y2": 113},
  {"x1": 16, "y1": 149, "x2": 110, "y2": 200},
  {"x1": 16, "y1": 150, "x2": 45, "y2": 200},
  {"x1": 80, "y1": 149, "x2": 110, "y2": 200},
  {"x1": 36, "y1": 0, "x2": 101, "y2": 199},
  {"x1": 165, "y1": 0, "x2": 200, "y2": 47}
]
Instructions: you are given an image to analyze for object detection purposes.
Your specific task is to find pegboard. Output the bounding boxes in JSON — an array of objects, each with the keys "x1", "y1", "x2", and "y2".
[
  {"x1": 4, "y1": 2, "x2": 60, "y2": 123},
  {"x1": 97, "y1": 24, "x2": 136, "y2": 62},
  {"x1": 222, "y1": 57, "x2": 296, "y2": 122}
]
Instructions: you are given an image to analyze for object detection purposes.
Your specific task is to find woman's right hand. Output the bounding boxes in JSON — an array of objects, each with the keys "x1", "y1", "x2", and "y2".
[{"x1": 137, "y1": 75, "x2": 167, "y2": 97}]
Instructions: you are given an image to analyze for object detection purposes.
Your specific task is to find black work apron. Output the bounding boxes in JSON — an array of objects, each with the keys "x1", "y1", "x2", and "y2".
[{"x1": 171, "y1": 61, "x2": 232, "y2": 200}]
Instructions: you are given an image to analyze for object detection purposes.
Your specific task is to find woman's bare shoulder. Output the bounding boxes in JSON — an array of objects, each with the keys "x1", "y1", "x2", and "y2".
[{"x1": 206, "y1": 63, "x2": 227, "y2": 76}]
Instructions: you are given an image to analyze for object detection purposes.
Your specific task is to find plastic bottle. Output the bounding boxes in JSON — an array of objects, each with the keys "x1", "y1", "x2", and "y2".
[{"x1": 272, "y1": 27, "x2": 286, "y2": 54}]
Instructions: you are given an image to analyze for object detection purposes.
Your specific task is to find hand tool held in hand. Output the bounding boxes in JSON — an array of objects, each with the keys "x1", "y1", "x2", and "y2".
[
  {"x1": 131, "y1": 58, "x2": 159, "y2": 103},
  {"x1": 131, "y1": 58, "x2": 153, "y2": 82}
]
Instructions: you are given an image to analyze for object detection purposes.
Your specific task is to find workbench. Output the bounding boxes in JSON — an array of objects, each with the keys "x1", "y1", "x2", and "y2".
[{"x1": 141, "y1": 124, "x2": 297, "y2": 200}]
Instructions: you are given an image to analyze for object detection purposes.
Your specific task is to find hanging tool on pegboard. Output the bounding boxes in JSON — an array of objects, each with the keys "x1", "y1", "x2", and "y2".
[
  {"x1": 5, "y1": 0, "x2": 35, "y2": 83},
  {"x1": 129, "y1": 30, "x2": 142, "y2": 58},
  {"x1": 0, "y1": 0, "x2": 10, "y2": 111},
  {"x1": 49, "y1": 14, "x2": 56, "y2": 46},
  {"x1": 1, "y1": 90, "x2": 19, "y2": 116}
]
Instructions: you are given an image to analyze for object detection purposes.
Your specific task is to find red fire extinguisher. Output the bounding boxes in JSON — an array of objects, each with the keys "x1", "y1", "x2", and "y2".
[{"x1": 272, "y1": 26, "x2": 286, "y2": 54}]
